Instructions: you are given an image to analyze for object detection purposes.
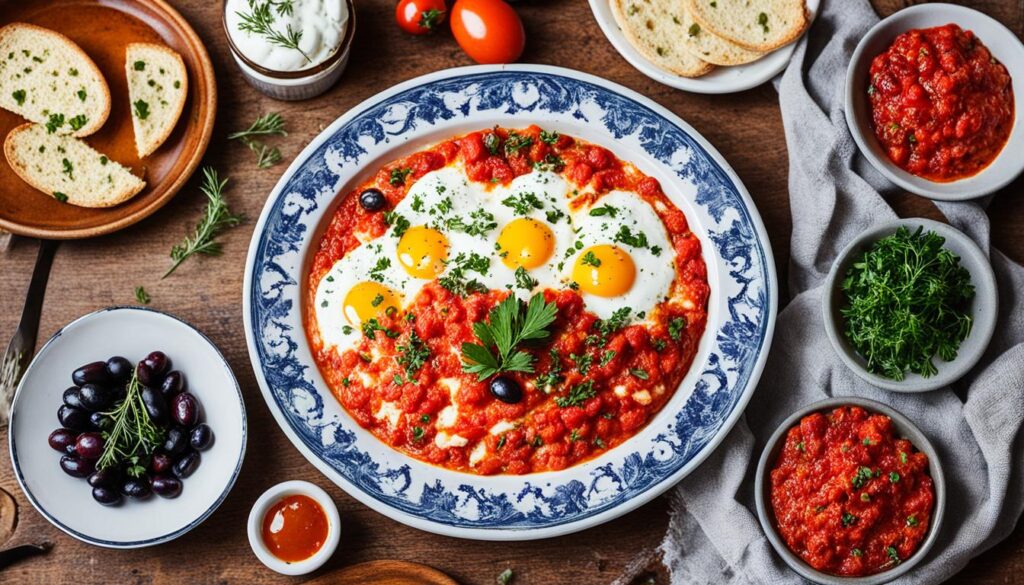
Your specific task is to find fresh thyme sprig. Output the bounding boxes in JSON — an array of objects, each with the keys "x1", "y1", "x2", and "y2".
[
  {"x1": 230, "y1": 113, "x2": 287, "y2": 169},
  {"x1": 236, "y1": 1, "x2": 311, "y2": 63},
  {"x1": 163, "y1": 168, "x2": 243, "y2": 278},
  {"x1": 253, "y1": 143, "x2": 282, "y2": 168},
  {"x1": 97, "y1": 370, "x2": 165, "y2": 476}
]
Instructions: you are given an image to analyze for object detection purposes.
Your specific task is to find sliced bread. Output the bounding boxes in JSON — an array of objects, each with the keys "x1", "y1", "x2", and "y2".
[
  {"x1": 611, "y1": 0, "x2": 714, "y2": 78},
  {"x1": 678, "y1": 4, "x2": 766, "y2": 66},
  {"x1": 687, "y1": 0, "x2": 809, "y2": 52},
  {"x1": 0, "y1": 23, "x2": 110, "y2": 137},
  {"x1": 125, "y1": 43, "x2": 188, "y2": 157},
  {"x1": 4, "y1": 123, "x2": 146, "y2": 208}
]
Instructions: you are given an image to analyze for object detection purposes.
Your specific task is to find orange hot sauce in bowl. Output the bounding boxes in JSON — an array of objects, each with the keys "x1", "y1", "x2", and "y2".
[{"x1": 261, "y1": 494, "x2": 330, "y2": 563}]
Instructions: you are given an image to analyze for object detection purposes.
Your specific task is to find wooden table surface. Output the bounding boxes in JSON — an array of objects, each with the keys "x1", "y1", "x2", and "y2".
[{"x1": 1, "y1": 0, "x2": 1022, "y2": 583}]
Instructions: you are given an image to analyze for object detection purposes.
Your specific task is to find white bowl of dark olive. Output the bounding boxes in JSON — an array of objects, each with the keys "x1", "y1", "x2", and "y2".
[
  {"x1": 822, "y1": 218, "x2": 998, "y2": 392},
  {"x1": 8, "y1": 307, "x2": 247, "y2": 548}
]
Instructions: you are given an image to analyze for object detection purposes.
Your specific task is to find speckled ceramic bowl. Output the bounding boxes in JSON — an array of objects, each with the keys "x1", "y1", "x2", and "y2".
[
  {"x1": 845, "y1": 3, "x2": 1024, "y2": 200},
  {"x1": 754, "y1": 396, "x2": 946, "y2": 585},
  {"x1": 822, "y1": 218, "x2": 997, "y2": 393}
]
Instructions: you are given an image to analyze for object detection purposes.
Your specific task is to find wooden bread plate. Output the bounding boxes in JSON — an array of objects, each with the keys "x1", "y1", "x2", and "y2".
[
  {"x1": 0, "y1": 0, "x2": 216, "y2": 239},
  {"x1": 302, "y1": 560, "x2": 458, "y2": 585}
]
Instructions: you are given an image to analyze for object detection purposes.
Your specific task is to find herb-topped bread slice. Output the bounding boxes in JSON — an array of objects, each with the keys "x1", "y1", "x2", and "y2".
[
  {"x1": 125, "y1": 43, "x2": 188, "y2": 157},
  {"x1": 0, "y1": 23, "x2": 110, "y2": 137},
  {"x1": 4, "y1": 123, "x2": 146, "y2": 207},
  {"x1": 686, "y1": 0, "x2": 809, "y2": 52},
  {"x1": 611, "y1": 0, "x2": 714, "y2": 78},
  {"x1": 679, "y1": 4, "x2": 766, "y2": 66}
]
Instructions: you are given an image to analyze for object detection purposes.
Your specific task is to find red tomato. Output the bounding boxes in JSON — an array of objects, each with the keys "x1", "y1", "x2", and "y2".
[
  {"x1": 395, "y1": 0, "x2": 447, "y2": 35},
  {"x1": 450, "y1": 0, "x2": 525, "y2": 64}
]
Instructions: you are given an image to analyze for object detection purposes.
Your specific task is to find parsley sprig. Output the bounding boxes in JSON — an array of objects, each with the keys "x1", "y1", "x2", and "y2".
[
  {"x1": 163, "y1": 168, "x2": 243, "y2": 278},
  {"x1": 840, "y1": 226, "x2": 974, "y2": 380},
  {"x1": 461, "y1": 293, "x2": 558, "y2": 380}
]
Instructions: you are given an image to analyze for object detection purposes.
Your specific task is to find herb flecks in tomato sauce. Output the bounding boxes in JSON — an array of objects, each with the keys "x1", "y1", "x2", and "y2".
[
  {"x1": 868, "y1": 23, "x2": 1014, "y2": 182},
  {"x1": 306, "y1": 126, "x2": 709, "y2": 475},
  {"x1": 770, "y1": 407, "x2": 934, "y2": 577}
]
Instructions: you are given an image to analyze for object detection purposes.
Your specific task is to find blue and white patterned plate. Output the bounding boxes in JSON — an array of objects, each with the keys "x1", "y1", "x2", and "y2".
[{"x1": 242, "y1": 65, "x2": 777, "y2": 540}]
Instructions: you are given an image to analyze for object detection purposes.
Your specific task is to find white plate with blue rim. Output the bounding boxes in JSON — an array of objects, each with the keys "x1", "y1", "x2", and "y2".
[
  {"x1": 8, "y1": 306, "x2": 247, "y2": 548},
  {"x1": 242, "y1": 64, "x2": 777, "y2": 540},
  {"x1": 588, "y1": 0, "x2": 820, "y2": 94}
]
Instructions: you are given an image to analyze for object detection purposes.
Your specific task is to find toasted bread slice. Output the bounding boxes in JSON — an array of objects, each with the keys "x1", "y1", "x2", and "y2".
[
  {"x1": 678, "y1": 4, "x2": 766, "y2": 66},
  {"x1": 611, "y1": 0, "x2": 714, "y2": 78},
  {"x1": 687, "y1": 0, "x2": 809, "y2": 52},
  {"x1": 125, "y1": 43, "x2": 188, "y2": 157},
  {"x1": 0, "y1": 23, "x2": 110, "y2": 137},
  {"x1": 4, "y1": 123, "x2": 145, "y2": 208}
]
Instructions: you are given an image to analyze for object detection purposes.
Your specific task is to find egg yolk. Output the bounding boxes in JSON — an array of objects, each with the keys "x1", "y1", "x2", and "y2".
[
  {"x1": 572, "y1": 245, "x2": 636, "y2": 297},
  {"x1": 397, "y1": 226, "x2": 449, "y2": 279},
  {"x1": 497, "y1": 218, "x2": 556, "y2": 270},
  {"x1": 343, "y1": 281, "x2": 402, "y2": 326}
]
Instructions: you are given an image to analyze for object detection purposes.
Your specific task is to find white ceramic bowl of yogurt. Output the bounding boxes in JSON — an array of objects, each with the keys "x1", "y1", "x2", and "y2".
[{"x1": 223, "y1": 0, "x2": 356, "y2": 101}]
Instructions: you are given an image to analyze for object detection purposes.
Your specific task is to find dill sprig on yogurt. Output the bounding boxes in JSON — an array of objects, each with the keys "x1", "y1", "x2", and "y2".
[{"x1": 236, "y1": 0, "x2": 311, "y2": 63}]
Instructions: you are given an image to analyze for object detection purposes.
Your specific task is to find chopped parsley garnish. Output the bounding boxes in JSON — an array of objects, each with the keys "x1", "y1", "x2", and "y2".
[
  {"x1": 483, "y1": 130, "x2": 501, "y2": 155},
  {"x1": 587, "y1": 307, "x2": 632, "y2": 345},
  {"x1": 906, "y1": 515, "x2": 919, "y2": 527},
  {"x1": 383, "y1": 211, "x2": 410, "y2": 237},
  {"x1": 397, "y1": 332, "x2": 430, "y2": 377},
  {"x1": 652, "y1": 338, "x2": 667, "y2": 352},
  {"x1": 439, "y1": 252, "x2": 490, "y2": 297},
  {"x1": 461, "y1": 293, "x2": 558, "y2": 381},
  {"x1": 570, "y1": 352, "x2": 593, "y2": 375},
  {"x1": 614, "y1": 224, "x2": 649, "y2": 249},
  {"x1": 534, "y1": 348, "x2": 564, "y2": 392},
  {"x1": 68, "y1": 114, "x2": 88, "y2": 132},
  {"x1": 77, "y1": 89, "x2": 87, "y2": 101},
  {"x1": 133, "y1": 99, "x2": 150, "y2": 120},
  {"x1": 545, "y1": 209, "x2": 565, "y2": 224},
  {"x1": 630, "y1": 368, "x2": 649, "y2": 380},
  {"x1": 362, "y1": 318, "x2": 399, "y2": 339},
  {"x1": 444, "y1": 208, "x2": 497, "y2": 237},
  {"x1": 411, "y1": 194, "x2": 424, "y2": 212},
  {"x1": 581, "y1": 251, "x2": 601, "y2": 267},
  {"x1": 688, "y1": 23, "x2": 701, "y2": 36},
  {"x1": 12, "y1": 89, "x2": 25, "y2": 106},
  {"x1": 53, "y1": 192, "x2": 68, "y2": 203},
  {"x1": 668, "y1": 316, "x2": 687, "y2": 340},
  {"x1": 851, "y1": 548, "x2": 863, "y2": 557},
  {"x1": 371, "y1": 293, "x2": 384, "y2": 307},
  {"x1": 412, "y1": 426, "x2": 425, "y2": 440},
  {"x1": 369, "y1": 257, "x2": 391, "y2": 281},
  {"x1": 600, "y1": 350, "x2": 616, "y2": 366},
  {"x1": 497, "y1": 434, "x2": 507, "y2": 448},
  {"x1": 533, "y1": 154, "x2": 564, "y2": 172},
  {"x1": 554, "y1": 380, "x2": 595, "y2": 408},
  {"x1": 389, "y1": 167, "x2": 412, "y2": 186},
  {"x1": 885, "y1": 546, "x2": 901, "y2": 567},
  {"x1": 568, "y1": 429, "x2": 581, "y2": 442},
  {"x1": 45, "y1": 113, "x2": 65, "y2": 133},
  {"x1": 502, "y1": 191, "x2": 544, "y2": 215},
  {"x1": 514, "y1": 266, "x2": 538, "y2": 290},
  {"x1": 62, "y1": 158, "x2": 74, "y2": 180},
  {"x1": 589, "y1": 204, "x2": 619, "y2": 218},
  {"x1": 889, "y1": 471, "x2": 900, "y2": 483},
  {"x1": 503, "y1": 131, "x2": 532, "y2": 156},
  {"x1": 900, "y1": 451, "x2": 908, "y2": 464},
  {"x1": 851, "y1": 466, "x2": 873, "y2": 489},
  {"x1": 840, "y1": 226, "x2": 974, "y2": 380},
  {"x1": 134, "y1": 60, "x2": 146, "y2": 71},
  {"x1": 841, "y1": 512, "x2": 857, "y2": 527},
  {"x1": 594, "y1": 437, "x2": 607, "y2": 449},
  {"x1": 539, "y1": 130, "x2": 559, "y2": 145}
]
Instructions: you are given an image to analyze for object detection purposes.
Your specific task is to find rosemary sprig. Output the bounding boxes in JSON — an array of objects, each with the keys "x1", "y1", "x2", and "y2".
[
  {"x1": 163, "y1": 168, "x2": 243, "y2": 278},
  {"x1": 97, "y1": 370, "x2": 165, "y2": 476},
  {"x1": 236, "y1": 1, "x2": 311, "y2": 63},
  {"x1": 230, "y1": 113, "x2": 287, "y2": 169},
  {"x1": 253, "y1": 143, "x2": 282, "y2": 168}
]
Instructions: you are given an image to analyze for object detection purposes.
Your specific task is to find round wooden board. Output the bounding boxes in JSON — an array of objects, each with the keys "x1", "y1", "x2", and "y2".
[
  {"x1": 303, "y1": 560, "x2": 458, "y2": 585},
  {"x1": 0, "y1": 0, "x2": 216, "y2": 239}
]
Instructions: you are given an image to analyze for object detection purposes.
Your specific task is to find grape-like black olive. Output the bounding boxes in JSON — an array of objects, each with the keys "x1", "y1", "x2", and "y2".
[
  {"x1": 190, "y1": 424, "x2": 213, "y2": 450},
  {"x1": 172, "y1": 393, "x2": 198, "y2": 427},
  {"x1": 62, "y1": 387, "x2": 86, "y2": 410},
  {"x1": 48, "y1": 428, "x2": 77, "y2": 453},
  {"x1": 143, "y1": 351, "x2": 170, "y2": 376},
  {"x1": 88, "y1": 467, "x2": 120, "y2": 488},
  {"x1": 92, "y1": 486, "x2": 122, "y2": 506},
  {"x1": 136, "y1": 362, "x2": 156, "y2": 387},
  {"x1": 152, "y1": 476, "x2": 182, "y2": 498},
  {"x1": 141, "y1": 386, "x2": 169, "y2": 426},
  {"x1": 163, "y1": 427, "x2": 188, "y2": 456},
  {"x1": 89, "y1": 411, "x2": 113, "y2": 431},
  {"x1": 160, "y1": 371, "x2": 185, "y2": 399},
  {"x1": 489, "y1": 375, "x2": 523, "y2": 404},
  {"x1": 121, "y1": 476, "x2": 152, "y2": 499},
  {"x1": 60, "y1": 455, "x2": 95, "y2": 478},
  {"x1": 150, "y1": 453, "x2": 173, "y2": 475},
  {"x1": 79, "y1": 384, "x2": 112, "y2": 411},
  {"x1": 359, "y1": 188, "x2": 386, "y2": 211},
  {"x1": 58, "y1": 405, "x2": 90, "y2": 431},
  {"x1": 72, "y1": 361, "x2": 110, "y2": 386},
  {"x1": 105, "y1": 356, "x2": 132, "y2": 383},
  {"x1": 75, "y1": 432, "x2": 105, "y2": 459},
  {"x1": 173, "y1": 451, "x2": 200, "y2": 479}
]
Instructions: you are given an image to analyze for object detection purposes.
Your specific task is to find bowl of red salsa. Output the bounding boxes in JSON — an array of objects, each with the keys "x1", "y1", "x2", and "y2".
[
  {"x1": 755, "y1": 398, "x2": 945, "y2": 584},
  {"x1": 845, "y1": 3, "x2": 1024, "y2": 200}
]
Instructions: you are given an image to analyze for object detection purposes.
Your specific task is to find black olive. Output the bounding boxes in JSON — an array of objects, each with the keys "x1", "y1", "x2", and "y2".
[
  {"x1": 92, "y1": 486, "x2": 122, "y2": 506},
  {"x1": 489, "y1": 375, "x2": 523, "y2": 404},
  {"x1": 143, "y1": 351, "x2": 170, "y2": 376},
  {"x1": 62, "y1": 386, "x2": 86, "y2": 410},
  {"x1": 58, "y1": 405, "x2": 90, "y2": 431},
  {"x1": 89, "y1": 411, "x2": 113, "y2": 431},
  {"x1": 79, "y1": 384, "x2": 112, "y2": 411},
  {"x1": 152, "y1": 476, "x2": 182, "y2": 498},
  {"x1": 72, "y1": 361, "x2": 110, "y2": 386},
  {"x1": 105, "y1": 356, "x2": 132, "y2": 383},
  {"x1": 163, "y1": 427, "x2": 188, "y2": 456},
  {"x1": 160, "y1": 371, "x2": 186, "y2": 399},
  {"x1": 173, "y1": 451, "x2": 200, "y2": 479},
  {"x1": 150, "y1": 453, "x2": 173, "y2": 475},
  {"x1": 141, "y1": 386, "x2": 169, "y2": 426},
  {"x1": 121, "y1": 476, "x2": 152, "y2": 499},
  {"x1": 171, "y1": 393, "x2": 199, "y2": 428},
  {"x1": 359, "y1": 188, "x2": 386, "y2": 211},
  {"x1": 190, "y1": 424, "x2": 213, "y2": 450},
  {"x1": 48, "y1": 428, "x2": 77, "y2": 453},
  {"x1": 59, "y1": 455, "x2": 95, "y2": 478},
  {"x1": 88, "y1": 467, "x2": 120, "y2": 488}
]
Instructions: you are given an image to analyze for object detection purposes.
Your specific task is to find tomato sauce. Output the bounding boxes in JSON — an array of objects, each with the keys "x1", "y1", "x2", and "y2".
[
  {"x1": 868, "y1": 24, "x2": 1014, "y2": 181},
  {"x1": 769, "y1": 406, "x2": 935, "y2": 577},
  {"x1": 306, "y1": 126, "x2": 709, "y2": 475},
  {"x1": 261, "y1": 495, "x2": 329, "y2": 563}
]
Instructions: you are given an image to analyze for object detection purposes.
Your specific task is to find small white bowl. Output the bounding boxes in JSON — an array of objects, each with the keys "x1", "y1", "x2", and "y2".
[
  {"x1": 845, "y1": 3, "x2": 1024, "y2": 200},
  {"x1": 247, "y1": 480, "x2": 341, "y2": 575}
]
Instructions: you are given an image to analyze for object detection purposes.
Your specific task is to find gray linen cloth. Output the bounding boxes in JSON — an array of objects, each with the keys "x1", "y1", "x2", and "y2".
[{"x1": 636, "y1": 1, "x2": 1024, "y2": 583}]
